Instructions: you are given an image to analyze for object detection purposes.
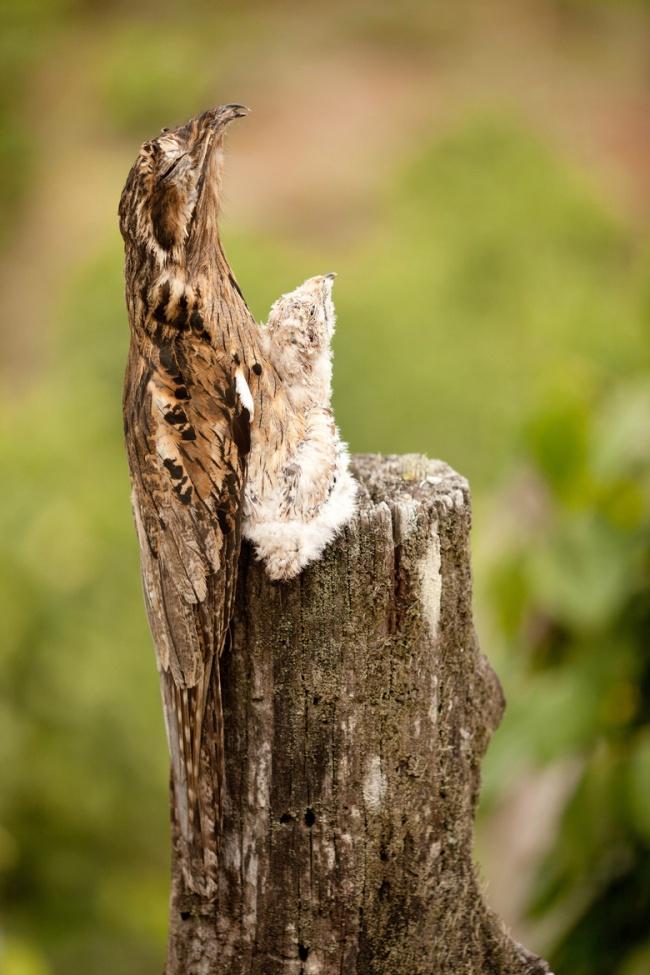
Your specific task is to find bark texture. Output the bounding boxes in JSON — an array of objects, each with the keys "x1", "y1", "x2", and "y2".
[{"x1": 164, "y1": 453, "x2": 550, "y2": 975}]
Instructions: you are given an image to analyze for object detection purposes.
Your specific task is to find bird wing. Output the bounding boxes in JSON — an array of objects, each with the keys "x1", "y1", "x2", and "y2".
[{"x1": 125, "y1": 333, "x2": 249, "y2": 885}]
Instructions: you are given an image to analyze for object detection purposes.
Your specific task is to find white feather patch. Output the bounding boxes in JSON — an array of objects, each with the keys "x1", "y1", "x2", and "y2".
[{"x1": 235, "y1": 369, "x2": 254, "y2": 418}]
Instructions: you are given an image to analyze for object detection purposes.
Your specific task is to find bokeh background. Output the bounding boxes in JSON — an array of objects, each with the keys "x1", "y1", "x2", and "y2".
[{"x1": 1, "y1": 1, "x2": 649, "y2": 973}]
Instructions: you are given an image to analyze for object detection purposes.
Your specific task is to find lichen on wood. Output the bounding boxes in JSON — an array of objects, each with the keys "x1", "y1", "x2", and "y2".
[{"x1": 164, "y1": 453, "x2": 551, "y2": 975}]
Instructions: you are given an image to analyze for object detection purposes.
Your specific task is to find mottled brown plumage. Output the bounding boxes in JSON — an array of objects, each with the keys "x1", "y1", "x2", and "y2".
[{"x1": 119, "y1": 106, "x2": 301, "y2": 895}]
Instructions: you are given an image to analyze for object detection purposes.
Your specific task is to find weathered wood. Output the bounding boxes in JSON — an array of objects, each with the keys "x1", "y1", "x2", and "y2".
[{"x1": 164, "y1": 453, "x2": 551, "y2": 975}]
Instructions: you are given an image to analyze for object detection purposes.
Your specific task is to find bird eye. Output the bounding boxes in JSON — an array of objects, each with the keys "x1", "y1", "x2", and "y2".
[
  {"x1": 159, "y1": 152, "x2": 186, "y2": 181},
  {"x1": 160, "y1": 159, "x2": 178, "y2": 180}
]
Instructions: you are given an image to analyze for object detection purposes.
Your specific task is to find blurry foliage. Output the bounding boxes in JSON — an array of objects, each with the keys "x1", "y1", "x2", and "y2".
[
  {"x1": 0, "y1": 2, "x2": 649, "y2": 973},
  {"x1": 338, "y1": 0, "x2": 465, "y2": 53},
  {"x1": 97, "y1": 26, "x2": 216, "y2": 137},
  {"x1": 0, "y1": 1, "x2": 52, "y2": 242},
  {"x1": 328, "y1": 119, "x2": 646, "y2": 490},
  {"x1": 0, "y1": 250, "x2": 169, "y2": 974},
  {"x1": 483, "y1": 382, "x2": 650, "y2": 975}
]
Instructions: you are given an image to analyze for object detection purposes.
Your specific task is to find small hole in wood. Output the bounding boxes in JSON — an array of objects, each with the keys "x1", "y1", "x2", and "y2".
[
  {"x1": 379, "y1": 880, "x2": 391, "y2": 900},
  {"x1": 298, "y1": 943, "x2": 310, "y2": 960},
  {"x1": 312, "y1": 694, "x2": 321, "y2": 705},
  {"x1": 180, "y1": 911, "x2": 191, "y2": 921},
  {"x1": 280, "y1": 812, "x2": 294, "y2": 824},
  {"x1": 304, "y1": 807, "x2": 316, "y2": 827}
]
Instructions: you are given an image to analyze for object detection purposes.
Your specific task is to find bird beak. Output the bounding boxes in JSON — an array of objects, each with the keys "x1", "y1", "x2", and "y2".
[
  {"x1": 211, "y1": 104, "x2": 250, "y2": 131},
  {"x1": 221, "y1": 103, "x2": 250, "y2": 120},
  {"x1": 191, "y1": 105, "x2": 249, "y2": 153},
  {"x1": 189, "y1": 105, "x2": 249, "y2": 183},
  {"x1": 303, "y1": 273, "x2": 337, "y2": 293}
]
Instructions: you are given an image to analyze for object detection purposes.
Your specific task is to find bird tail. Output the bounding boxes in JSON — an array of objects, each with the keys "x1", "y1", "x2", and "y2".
[{"x1": 161, "y1": 662, "x2": 224, "y2": 897}]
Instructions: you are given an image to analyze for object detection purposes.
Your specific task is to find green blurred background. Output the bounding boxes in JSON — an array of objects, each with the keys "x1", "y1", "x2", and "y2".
[{"x1": 1, "y1": 1, "x2": 649, "y2": 972}]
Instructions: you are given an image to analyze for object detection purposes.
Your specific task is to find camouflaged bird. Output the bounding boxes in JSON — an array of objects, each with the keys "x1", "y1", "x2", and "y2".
[
  {"x1": 243, "y1": 273, "x2": 357, "y2": 580},
  {"x1": 119, "y1": 105, "x2": 305, "y2": 895}
]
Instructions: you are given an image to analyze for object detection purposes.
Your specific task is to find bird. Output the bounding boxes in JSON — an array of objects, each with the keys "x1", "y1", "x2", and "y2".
[
  {"x1": 119, "y1": 105, "x2": 303, "y2": 896},
  {"x1": 243, "y1": 273, "x2": 357, "y2": 580}
]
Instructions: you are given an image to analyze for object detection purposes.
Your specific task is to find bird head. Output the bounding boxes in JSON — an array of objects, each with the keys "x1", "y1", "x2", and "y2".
[
  {"x1": 266, "y1": 274, "x2": 337, "y2": 378},
  {"x1": 118, "y1": 104, "x2": 248, "y2": 272}
]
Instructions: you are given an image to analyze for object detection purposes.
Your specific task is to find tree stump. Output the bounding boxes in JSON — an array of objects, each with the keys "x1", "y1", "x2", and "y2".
[{"x1": 164, "y1": 453, "x2": 551, "y2": 975}]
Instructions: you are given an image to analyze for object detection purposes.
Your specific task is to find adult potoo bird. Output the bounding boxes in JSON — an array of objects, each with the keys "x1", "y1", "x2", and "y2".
[
  {"x1": 119, "y1": 106, "x2": 301, "y2": 895},
  {"x1": 243, "y1": 274, "x2": 357, "y2": 580}
]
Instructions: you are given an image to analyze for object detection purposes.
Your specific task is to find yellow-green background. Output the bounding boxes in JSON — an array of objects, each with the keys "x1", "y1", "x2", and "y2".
[{"x1": 1, "y1": 2, "x2": 649, "y2": 973}]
